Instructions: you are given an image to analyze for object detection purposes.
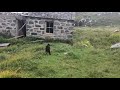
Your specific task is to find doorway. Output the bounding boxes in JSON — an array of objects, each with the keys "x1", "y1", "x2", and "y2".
[{"x1": 17, "y1": 19, "x2": 26, "y2": 36}]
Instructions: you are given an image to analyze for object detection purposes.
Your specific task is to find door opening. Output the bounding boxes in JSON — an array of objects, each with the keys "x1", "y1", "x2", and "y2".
[{"x1": 18, "y1": 19, "x2": 26, "y2": 36}]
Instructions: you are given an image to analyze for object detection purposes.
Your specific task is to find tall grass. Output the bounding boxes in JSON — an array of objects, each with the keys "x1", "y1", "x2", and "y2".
[{"x1": 0, "y1": 26, "x2": 120, "y2": 78}]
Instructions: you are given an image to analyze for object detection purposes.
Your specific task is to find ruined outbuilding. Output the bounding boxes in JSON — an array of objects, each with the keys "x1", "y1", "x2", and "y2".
[{"x1": 0, "y1": 12, "x2": 75, "y2": 40}]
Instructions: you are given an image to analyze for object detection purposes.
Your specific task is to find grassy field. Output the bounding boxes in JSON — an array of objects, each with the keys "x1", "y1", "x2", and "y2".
[{"x1": 0, "y1": 26, "x2": 120, "y2": 78}]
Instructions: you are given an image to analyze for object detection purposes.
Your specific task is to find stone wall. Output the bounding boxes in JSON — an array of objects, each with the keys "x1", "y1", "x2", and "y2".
[
  {"x1": 0, "y1": 14, "x2": 17, "y2": 36},
  {"x1": 53, "y1": 20, "x2": 74, "y2": 39},
  {"x1": 26, "y1": 17, "x2": 74, "y2": 40},
  {"x1": 0, "y1": 14, "x2": 74, "y2": 39},
  {"x1": 26, "y1": 18, "x2": 46, "y2": 38}
]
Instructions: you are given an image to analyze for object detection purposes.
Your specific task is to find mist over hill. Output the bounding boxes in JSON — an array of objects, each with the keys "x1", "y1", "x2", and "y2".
[
  {"x1": 75, "y1": 12, "x2": 120, "y2": 26},
  {"x1": 1, "y1": 12, "x2": 120, "y2": 26}
]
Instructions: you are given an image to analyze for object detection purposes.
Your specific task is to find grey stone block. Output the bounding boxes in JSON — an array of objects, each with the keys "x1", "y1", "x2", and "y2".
[
  {"x1": 35, "y1": 20, "x2": 38, "y2": 23},
  {"x1": 13, "y1": 20, "x2": 16, "y2": 23},
  {"x1": 61, "y1": 30, "x2": 64, "y2": 33},
  {"x1": 42, "y1": 31, "x2": 44, "y2": 34},
  {"x1": 69, "y1": 27, "x2": 73, "y2": 30},
  {"x1": 2, "y1": 23, "x2": 6, "y2": 25},
  {"x1": 11, "y1": 23, "x2": 15, "y2": 26},
  {"x1": 66, "y1": 24, "x2": 70, "y2": 26},
  {"x1": 54, "y1": 22, "x2": 60, "y2": 25},
  {"x1": 26, "y1": 29, "x2": 29, "y2": 31},
  {"x1": 65, "y1": 30, "x2": 69, "y2": 32},
  {"x1": 29, "y1": 21, "x2": 34, "y2": 24},
  {"x1": 39, "y1": 21, "x2": 45, "y2": 24},
  {"x1": 8, "y1": 20, "x2": 12, "y2": 22},
  {"x1": 0, "y1": 26, "x2": 2, "y2": 28},
  {"x1": 6, "y1": 27, "x2": 12, "y2": 29},
  {"x1": 37, "y1": 31, "x2": 41, "y2": 33},
  {"x1": 31, "y1": 33, "x2": 37, "y2": 35},
  {"x1": 35, "y1": 24, "x2": 41, "y2": 27},
  {"x1": 29, "y1": 29, "x2": 33, "y2": 32},
  {"x1": 58, "y1": 26, "x2": 63, "y2": 29},
  {"x1": 40, "y1": 28, "x2": 44, "y2": 30},
  {"x1": 26, "y1": 25, "x2": 32, "y2": 28},
  {"x1": 54, "y1": 26, "x2": 56, "y2": 29}
]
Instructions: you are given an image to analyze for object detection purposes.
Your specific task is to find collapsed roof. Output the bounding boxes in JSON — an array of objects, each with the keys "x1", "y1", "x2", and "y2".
[
  {"x1": 19, "y1": 12, "x2": 76, "y2": 20},
  {"x1": 0, "y1": 12, "x2": 76, "y2": 20}
]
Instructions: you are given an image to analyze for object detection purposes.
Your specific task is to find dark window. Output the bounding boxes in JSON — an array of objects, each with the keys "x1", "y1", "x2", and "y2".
[{"x1": 46, "y1": 21, "x2": 53, "y2": 33}]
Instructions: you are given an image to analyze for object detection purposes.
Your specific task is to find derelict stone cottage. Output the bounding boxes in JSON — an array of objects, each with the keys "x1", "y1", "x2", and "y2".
[{"x1": 0, "y1": 12, "x2": 75, "y2": 40}]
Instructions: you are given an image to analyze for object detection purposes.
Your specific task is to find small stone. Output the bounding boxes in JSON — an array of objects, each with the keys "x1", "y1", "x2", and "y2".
[
  {"x1": 13, "y1": 20, "x2": 16, "y2": 23},
  {"x1": 58, "y1": 26, "x2": 63, "y2": 29},
  {"x1": 8, "y1": 20, "x2": 12, "y2": 22},
  {"x1": 65, "y1": 30, "x2": 69, "y2": 32},
  {"x1": 0, "y1": 26, "x2": 2, "y2": 28},
  {"x1": 2, "y1": 23, "x2": 6, "y2": 25},
  {"x1": 39, "y1": 21, "x2": 44, "y2": 24},
  {"x1": 37, "y1": 31, "x2": 41, "y2": 33},
  {"x1": 61, "y1": 30, "x2": 64, "y2": 33},
  {"x1": 35, "y1": 21, "x2": 38, "y2": 23},
  {"x1": 54, "y1": 22, "x2": 60, "y2": 25},
  {"x1": 35, "y1": 25, "x2": 41, "y2": 27},
  {"x1": 29, "y1": 21, "x2": 34, "y2": 24},
  {"x1": 26, "y1": 25, "x2": 32, "y2": 28},
  {"x1": 54, "y1": 26, "x2": 56, "y2": 29},
  {"x1": 64, "y1": 52, "x2": 68, "y2": 55},
  {"x1": 42, "y1": 31, "x2": 44, "y2": 34},
  {"x1": 34, "y1": 28, "x2": 39, "y2": 30},
  {"x1": 40, "y1": 28, "x2": 44, "y2": 30},
  {"x1": 31, "y1": 33, "x2": 37, "y2": 35},
  {"x1": 69, "y1": 27, "x2": 73, "y2": 30},
  {"x1": 11, "y1": 23, "x2": 15, "y2": 26},
  {"x1": 29, "y1": 29, "x2": 33, "y2": 32},
  {"x1": 6, "y1": 27, "x2": 12, "y2": 29}
]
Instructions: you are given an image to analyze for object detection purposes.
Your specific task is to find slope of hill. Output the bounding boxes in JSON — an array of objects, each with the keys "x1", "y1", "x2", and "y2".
[
  {"x1": 0, "y1": 26, "x2": 120, "y2": 78},
  {"x1": 75, "y1": 12, "x2": 120, "y2": 26}
]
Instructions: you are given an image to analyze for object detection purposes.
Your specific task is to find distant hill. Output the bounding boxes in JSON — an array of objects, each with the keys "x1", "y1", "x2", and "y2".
[{"x1": 75, "y1": 12, "x2": 120, "y2": 26}]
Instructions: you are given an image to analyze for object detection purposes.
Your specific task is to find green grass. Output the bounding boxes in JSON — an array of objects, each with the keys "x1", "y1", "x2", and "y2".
[{"x1": 0, "y1": 26, "x2": 120, "y2": 78}]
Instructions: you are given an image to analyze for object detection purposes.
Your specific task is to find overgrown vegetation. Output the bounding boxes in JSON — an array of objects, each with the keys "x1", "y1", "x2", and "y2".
[{"x1": 0, "y1": 26, "x2": 120, "y2": 78}]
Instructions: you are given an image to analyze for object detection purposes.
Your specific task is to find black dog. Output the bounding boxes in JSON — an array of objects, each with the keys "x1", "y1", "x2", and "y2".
[{"x1": 45, "y1": 44, "x2": 51, "y2": 55}]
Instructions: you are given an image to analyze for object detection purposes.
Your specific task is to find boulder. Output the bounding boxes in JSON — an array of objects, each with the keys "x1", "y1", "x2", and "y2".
[
  {"x1": 64, "y1": 52, "x2": 68, "y2": 55},
  {"x1": 114, "y1": 29, "x2": 120, "y2": 32},
  {"x1": 0, "y1": 43, "x2": 10, "y2": 47},
  {"x1": 110, "y1": 43, "x2": 120, "y2": 48}
]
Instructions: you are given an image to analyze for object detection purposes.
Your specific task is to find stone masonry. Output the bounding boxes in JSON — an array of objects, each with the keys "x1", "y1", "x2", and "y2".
[
  {"x1": 26, "y1": 17, "x2": 74, "y2": 40},
  {"x1": 21, "y1": 12, "x2": 75, "y2": 20},
  {"x1": 0, "y1": 12, "x2": 75, "y2": 40},
  {"x1": 0, "y1": 14, "x2": 18, "y2": 36}
]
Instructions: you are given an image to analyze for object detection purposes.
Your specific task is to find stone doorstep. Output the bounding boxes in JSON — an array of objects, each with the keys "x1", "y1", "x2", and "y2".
[{"x1": 0, "y1": 43, "x2": 10, "y2": 47}]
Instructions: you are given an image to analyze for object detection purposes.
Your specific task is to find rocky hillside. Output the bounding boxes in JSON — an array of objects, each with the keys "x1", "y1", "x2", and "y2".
[{"x1": 75, "y1": 12, "x2": 120, "y2": 26}]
